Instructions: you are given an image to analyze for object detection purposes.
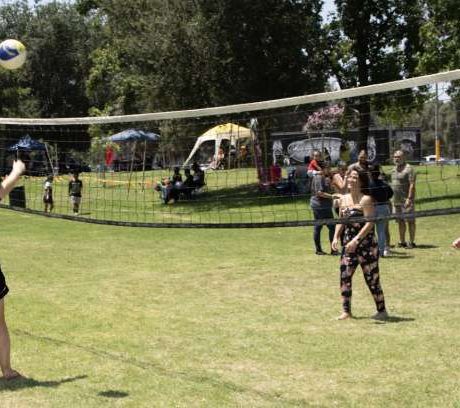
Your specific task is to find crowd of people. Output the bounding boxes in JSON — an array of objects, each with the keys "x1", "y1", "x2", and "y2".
[
  {"x1": 154, "y1": 162, "x2": 205, "y2": 204},
  {"x1": 306, "y1": 148, "x2": 420, "y2": 320},
  {"x1": 308, "y1": 148, "x2": 416, "y2": 258}
]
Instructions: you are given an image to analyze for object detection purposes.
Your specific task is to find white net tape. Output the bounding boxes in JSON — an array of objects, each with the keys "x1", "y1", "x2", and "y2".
[{"x1": 1, "y1": 69, "x2": 460, "y2": 125}]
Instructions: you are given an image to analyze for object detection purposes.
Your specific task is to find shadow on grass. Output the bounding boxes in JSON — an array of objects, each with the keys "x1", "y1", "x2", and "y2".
[
  {"x1": 412, "y1": 244, "x2": 438, "y2": 249},
  {"x1": 98, "y1": 390, "x2": 129, "y2": 399},
  {"x1": 385, "y1": 251, "x2": 415, "y2": 259},
  {"x1": 416, "y1": 193, "x2": 460, "y2": 205},
  {"x1": 15, "y1": 329, "x2": 308, "y2": 407},
  {"x1": 0, "y1": 375, "x2": 87, "y2": 391},
  {"x1": 352, "y1": 315, "x2": 415, "y2": 323},
  {"x1": 373, "y1": 315, "x2": 416, "y2": 324},
  {"x1": 172, "y1": 183, "x2": 308, "y2": 212}
]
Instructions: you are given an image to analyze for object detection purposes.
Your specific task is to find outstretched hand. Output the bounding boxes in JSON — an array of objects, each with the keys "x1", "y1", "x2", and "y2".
[{"x1": 12, "y1": 159, "x2": 26, "y2": 176}]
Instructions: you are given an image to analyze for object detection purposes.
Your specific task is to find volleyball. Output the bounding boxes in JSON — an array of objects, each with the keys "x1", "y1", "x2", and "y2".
[{"x1": 0, "y1": 39, "x2": 27, "y2": 70}]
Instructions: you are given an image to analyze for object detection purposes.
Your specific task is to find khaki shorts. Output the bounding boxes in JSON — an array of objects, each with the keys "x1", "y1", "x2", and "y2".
[
  {"x1": 70, "y1": 196, "x2": 81, "y2": 205},
  {"x1": 393, "y1": 203, "x2": 414, "y2": 221}
]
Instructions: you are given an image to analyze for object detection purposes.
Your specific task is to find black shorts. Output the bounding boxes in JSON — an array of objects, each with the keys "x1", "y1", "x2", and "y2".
[{"x1": 0, "y1": 266, "x2": 9, "y2": 300}]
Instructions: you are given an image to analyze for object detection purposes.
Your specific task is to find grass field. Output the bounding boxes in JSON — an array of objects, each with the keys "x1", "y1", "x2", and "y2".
[
  {"x1": 0, "y1": 209, "x2": 459, "y2": 407},
  {"x1": 8, "y1": 164, "x2": 460, "y2": 225}
]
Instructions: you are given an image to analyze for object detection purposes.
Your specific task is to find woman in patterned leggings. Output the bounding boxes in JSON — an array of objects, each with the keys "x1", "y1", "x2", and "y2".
[{"x1": 331, "y1": 169, "x2": 388, "y2": 320}]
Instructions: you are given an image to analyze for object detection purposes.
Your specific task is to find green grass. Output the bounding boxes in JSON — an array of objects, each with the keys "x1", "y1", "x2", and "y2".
[
  {"x1": 0, "y1": 210, "x2": 459, "y2": 407},
  {"x1": 9, "y1": 164, "x2": 460, "y2": 225}
]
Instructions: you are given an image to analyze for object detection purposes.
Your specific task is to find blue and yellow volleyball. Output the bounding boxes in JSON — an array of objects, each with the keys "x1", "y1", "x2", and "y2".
[{"x1": 0, "y1": 39, "x2": 27, "y2": 70}]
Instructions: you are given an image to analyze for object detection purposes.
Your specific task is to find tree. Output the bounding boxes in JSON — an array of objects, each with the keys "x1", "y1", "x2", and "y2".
[
  {"x1": 79, "y1": 0, "x2": 328, "y2": 111},
  {"x1": 24, "y1": 1, "x2": 99, "y2": 117},
  {"x1": 417, "y1": 0, "x2": 460, "y2": 158},
  {"x1": 327, "y1": 0, "x2": 424, "y2": 149}
]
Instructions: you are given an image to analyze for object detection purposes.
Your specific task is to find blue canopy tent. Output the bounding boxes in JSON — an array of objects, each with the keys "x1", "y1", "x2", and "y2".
[
  {"x1": 105, "y1": 129, "x2": 160, "y2": 193},
  {"x1": 8, "y1": 135, "x2": 53, "y2": 176},
  {"x1": 106, "y1": 129, "x2": 160, "y2": 143},
  {"x1": 8, "y1": 135, "x2": 46, "y2": 151}
]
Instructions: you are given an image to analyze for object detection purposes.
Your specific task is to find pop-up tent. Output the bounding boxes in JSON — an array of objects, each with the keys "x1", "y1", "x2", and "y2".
[
  {"x1": 105, "y1": 129, "x2": 160, "y2": 143},
  {"x1": 8, "y1": 135, "x2": 53, "y2": 175},
  {"x1": 8, "y1": 134, "x2": 46, "y2": 152},
  {"x1": 105, "y1": 129, "x2": 160, "y2": 193},
  {"x1": 183, "y1": 123, "x2": 253, "y2": 168}
]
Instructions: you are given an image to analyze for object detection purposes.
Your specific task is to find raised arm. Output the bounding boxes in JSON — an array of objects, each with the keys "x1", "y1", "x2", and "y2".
[
  {"x1": 331, "y1": 196, "x2": 345, "y2": 252},
  {"x1": 0, "y1": 160, "x2": 26, "y2": 201}
]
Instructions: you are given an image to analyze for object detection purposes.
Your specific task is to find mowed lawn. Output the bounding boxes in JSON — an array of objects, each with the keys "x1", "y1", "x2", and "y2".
[{"x1": 0, "y1": 210, "x2": 459, "y2": 407}]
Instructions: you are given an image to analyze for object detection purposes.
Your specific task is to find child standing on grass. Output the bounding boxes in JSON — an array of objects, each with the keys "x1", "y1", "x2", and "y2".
[
  {"x1": 43, "y1": 175, "x2": 54, "y2": 213},
  {"x1": 0, "y1": 159, "x2": 26, "y2": 380},
  {"x1": 68, "y1": 171, "x2": 83, "y2": 215}
]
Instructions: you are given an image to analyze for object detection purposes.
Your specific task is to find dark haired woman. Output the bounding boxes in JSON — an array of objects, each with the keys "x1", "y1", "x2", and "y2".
[{"x1": 331, "y1": 169, "x2": 388, "y2": 320}]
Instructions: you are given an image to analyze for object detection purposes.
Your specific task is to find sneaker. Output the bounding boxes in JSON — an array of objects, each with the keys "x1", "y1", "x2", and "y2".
[
  {"x1": 315, "y1": 250, "x2": 327, "y2": 255},
  {"x1": 372, "y1": 311, "x2": 389, "y2": 321},
  {"x1": 383, "y1": 249, "x2": 390, "y2": 257},
  {"x1": 407, "y1": 242, "x2": 417, "y2": 249},
  {"x1": 397, "y1": 242, "x2": 407, "y2": 248},
  {"x1": 330, "y1": 250, "x2": 340, "y2": 256}
]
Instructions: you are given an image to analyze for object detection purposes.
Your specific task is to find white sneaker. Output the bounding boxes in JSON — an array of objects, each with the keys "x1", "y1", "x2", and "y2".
[{"x1": 383, "y1": 249, "x2": 389, "y2": 257}]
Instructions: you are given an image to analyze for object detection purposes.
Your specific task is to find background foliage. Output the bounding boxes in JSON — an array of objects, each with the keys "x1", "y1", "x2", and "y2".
[{"x1": 0, "y1": 0, "x2": 459, "y2": 154}]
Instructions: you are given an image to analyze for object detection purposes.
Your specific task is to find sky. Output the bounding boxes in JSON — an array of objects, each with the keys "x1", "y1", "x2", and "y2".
[
  {"x1": 1, "y1": 0, "x2": 338, "y2": 17},
  {"x1": 321, "y1": 0, "x2": 337, "y2": 21}
]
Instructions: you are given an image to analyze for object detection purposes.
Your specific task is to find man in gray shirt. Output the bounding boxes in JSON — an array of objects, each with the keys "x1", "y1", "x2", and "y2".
[
  {"x1": 391, "y1": 150, "x2": 416, "y2": 248},
  {"x1": 310, "y1": 164, "x2": 338, "y2": 255}
]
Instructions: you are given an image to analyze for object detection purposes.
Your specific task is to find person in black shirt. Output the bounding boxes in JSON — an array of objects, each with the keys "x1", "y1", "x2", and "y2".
[
  {"x1": 68, "y1": 172, "x2": 83, "y2": 215},
  {"x1": 369, "y1": 164, "x2": 393, "y2": 257},
  {"x1": 171, "y1": 167, "x2": 183, "y2": 185},
  {"x1": 182, "y1": 168, "x2": 194, "y2": 199}
]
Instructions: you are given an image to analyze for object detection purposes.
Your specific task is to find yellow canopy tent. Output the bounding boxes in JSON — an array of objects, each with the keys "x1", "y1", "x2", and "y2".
[{"x1": 183, "y1": 123, "x2": 253, "y2": 168}]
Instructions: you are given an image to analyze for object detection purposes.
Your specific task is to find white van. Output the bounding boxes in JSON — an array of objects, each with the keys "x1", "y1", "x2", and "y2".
[{"x1": 421, "y1": 155, "x2": 446, "y2": 164}]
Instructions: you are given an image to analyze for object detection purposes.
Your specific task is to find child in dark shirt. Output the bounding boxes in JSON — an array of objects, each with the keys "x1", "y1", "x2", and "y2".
[{"x1": 68, "y1": 172, "x2": 83, "y2": 215}]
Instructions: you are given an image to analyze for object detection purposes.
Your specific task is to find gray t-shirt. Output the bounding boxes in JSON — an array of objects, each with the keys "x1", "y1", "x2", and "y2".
[
  {"x1": 391, "y1": 164, "x2": 415, "y2": 205},
  {"x1": 310, "y1": 174, "x2": 333, "y2": 209}
]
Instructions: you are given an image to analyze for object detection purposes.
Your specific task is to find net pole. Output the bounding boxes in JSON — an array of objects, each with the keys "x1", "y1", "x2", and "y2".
[
  {"x1": 127, "y1": 140, "x2": 137, "y2": 197},
  {"x1": 435, "y1": 82, "x2": 440, "y2": 161},
  {"x1": 141, "y1": 140, "x2": 146, "y2": 192}
]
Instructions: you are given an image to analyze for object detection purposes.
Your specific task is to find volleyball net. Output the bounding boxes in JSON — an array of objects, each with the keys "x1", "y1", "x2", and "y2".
[{"x1": 0, "y1": 70, "x2": 459, "y2": 227}]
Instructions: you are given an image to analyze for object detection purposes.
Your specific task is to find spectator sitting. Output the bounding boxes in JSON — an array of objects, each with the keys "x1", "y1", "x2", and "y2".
[
  {"x1": 155, "y1": 177, "x2": 176, "y2": 204},
  {"x1": 192, "y1": 162, "x2": 205, "y2": 189},
  {"x1": 216, "y1": 148, "x2": 225, "y2": 169},
  {"x1": 182, "y1": 168, "x2": 195, "y2": 199},
  {"x1": 171, "y1": 166, "x2": 183, "y2": 185}
]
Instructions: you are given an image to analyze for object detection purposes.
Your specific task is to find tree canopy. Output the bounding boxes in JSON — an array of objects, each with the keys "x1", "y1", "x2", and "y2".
[{"x1": 0, "y1": 0, "x2": 458, "y2": 155}]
